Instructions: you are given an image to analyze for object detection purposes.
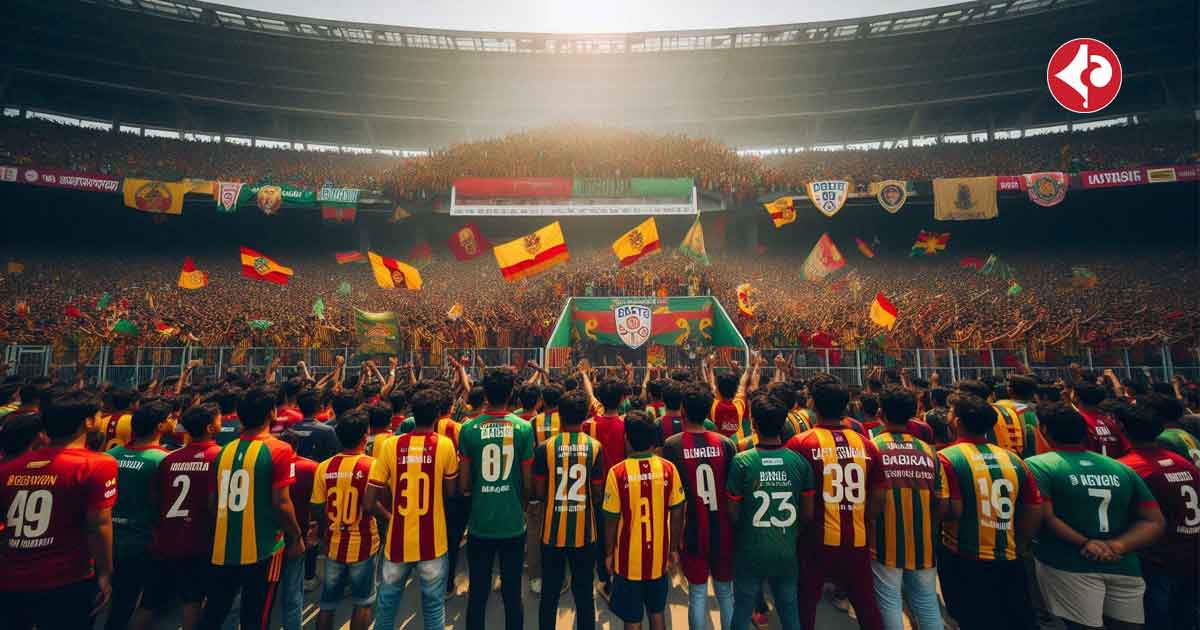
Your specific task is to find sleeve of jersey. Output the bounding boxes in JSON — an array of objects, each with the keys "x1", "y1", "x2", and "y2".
[
  {"x1": 934, "y1": 457, "x2": 951, "y2": 500},
  {"x1": 1127, "y1": 468, "x2": 1159, "y2": 508},
  {"x1": 589, "y1": 445, "x2": 605, "y2": 485},
  {"x1": 440, "y1": 440, "x2": 459, "y2": 480},
  {"x1": 724, "y1": 456, "x2": 743, "y2": 502},
  {"x1": 519, "y1": 426, "x2": 534, "y2": 465},
  {"x1": 87, "y1": 454, "x2": 120, "y2": 511},
  {"x1": 938, "y1": 453, "x2": 962, "y2": 500},
  {"x1": 866, "y1": 441, "x2": 886, "y2": 490},
  {"x1": 310, "y1": 462, "x2": 327, "y2": 505},
  {"x1": 457, "y1": 429, "x2": 474, "y2": 463},
  {"x1": 1017, "y1": 460, "x2": 1044, "y2": 505},
  {"x1": 272, "y1": 442, "x2": 298, "y2": 489},
  {"x1": 797, "y1": 457, "x2": 817, "y2": 495},
  {"x1": 601, "y1": 468, "x2": 621, "y2": 517},
  {"x1": 667, "y1": 463, "x2": 686, "y2": 507},
  {"x1": 532, "y1": 443, "x2": 548, "y2": 480},
  {"x1": 368, "y1": 443, "x2": 391, "y2": 488}
]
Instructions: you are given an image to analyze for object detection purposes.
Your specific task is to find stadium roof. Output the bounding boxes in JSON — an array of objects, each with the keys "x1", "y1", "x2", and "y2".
[{"x1": 88, "y1": 0, "x2": 1091, "y2": 53}]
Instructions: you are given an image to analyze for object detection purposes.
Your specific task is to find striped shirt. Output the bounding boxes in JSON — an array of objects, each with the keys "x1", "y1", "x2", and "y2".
[
  {"x1": 871, "y1": 431, "x2": 947, "y2": 570},
  {"x1": 311, "y1": 453, "x2": 380, "y2": 564},
  {"x1": 99, "y1": 412, "x2": 133, "y2": 451},
  {"x1": 211, "y1": 434, "x2": 297, "y2": 566},
  {"x1": 940, "y1": 439, "x2": 1041, "y2": 561},
  {"x1": 602, "y1": 454, "x2": 686, "y2": 580},
  {"x1": 534, "y1": 431, "x2": 604, "y2": 548},
  {"x1": 786, "y1": 426, "x2": 884, "y2": 549},
  {"x1": 368, "y1": 432, "x2": 459, "y2": 563},
  {"x1": 531, "y1": 411, "x2": 561, "y2": 446}
]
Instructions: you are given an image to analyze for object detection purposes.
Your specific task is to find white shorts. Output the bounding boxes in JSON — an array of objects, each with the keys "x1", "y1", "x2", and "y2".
[{"x1": 1035, "y1": 560, "x2": 1146, "y2": 626}]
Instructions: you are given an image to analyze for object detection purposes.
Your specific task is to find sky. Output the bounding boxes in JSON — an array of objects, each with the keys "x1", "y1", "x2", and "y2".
[{"x1": 217, "y1": 0, "x2": 962, "y2": 33}]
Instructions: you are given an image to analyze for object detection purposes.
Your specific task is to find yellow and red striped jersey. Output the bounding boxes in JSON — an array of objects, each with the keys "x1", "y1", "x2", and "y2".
[
  {"x1": 786, "y1": 427, "x2": 885, "y2": 549},
  {"x1": 601, "y1": 454, "x2": 685, "y2": 580},
  {"x1": 311, "y1": 453, "x2": 380, "y2": 564},
  {"x1": 368, "y1": 432, "x2": 458, "y2": 563}
]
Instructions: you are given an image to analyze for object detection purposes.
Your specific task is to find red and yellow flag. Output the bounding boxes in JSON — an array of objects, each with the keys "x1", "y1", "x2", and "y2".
[
  {"x1": 855, "y1": 237, "x2": 875, "y2": 259},
  {"x1": 870, "y1": 292, "x2": 898, "y2": 330},
  {"x1": 368, "y1": 251, "x2": 422, "y2": 290},
  {"x1": 494, "y1": 221, "x2": 570, "y2": 282},
  {"x1": 612, "y1": 218, "x2": 661, "y2": 267},
  {"x1": 239, "y1": 246, "x2": 293, "y2": 285},
  {"x1": 177, "y1": 256, "x2": 209, "y2": 289},
  {"x1": 335, "y1": 251, "x2": 364, "y2": 265},
  {"x1": 736, "y1": 283, "x2": 756, "y2": 317},
  {"x1": 763, "y1": 196, "x2": 797, "y2": 228}
]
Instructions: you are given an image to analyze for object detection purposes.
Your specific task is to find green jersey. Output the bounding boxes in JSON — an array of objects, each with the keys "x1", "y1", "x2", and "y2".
[
  {"x1": 725, "y1": 444, "x2": 814, "y2": 576},
  {"x1": 107, "y1": 444, "x2": 168, "y2": 558},
  {"x1": 459, "y1": 412, "x2": 535, "y2": 539},
  {"x1": 1026, "y1": 449, "x2": 1157, "y2": 576},
  {"x1": 1157, "y1": 428, "x2": 1200, "y2": 468}
]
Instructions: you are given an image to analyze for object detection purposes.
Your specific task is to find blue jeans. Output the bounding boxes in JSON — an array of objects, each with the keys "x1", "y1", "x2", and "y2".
[
  {"x1": 732, "y1": 569, "x2": 799, "y2": 630},
  {"x1": 278, "y1": 554, "x2": 305, "y2": 630},
  {"x1": 374, "y1": 554, "x2": 448, "y2": 630},
  {"x1": 871, "y1": 561, "x2": 941, "y2": 630},
  {"x1": 688, "y1": 579, "x2": 734, "y2": 630},
  {"x1": 321, "y1": 556, "x2": 378, "y2": 610}
]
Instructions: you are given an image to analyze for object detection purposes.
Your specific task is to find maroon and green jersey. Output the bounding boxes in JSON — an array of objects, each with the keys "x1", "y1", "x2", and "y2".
[{"x1": 1118, "y1": 447, "x2": 1200, "y2": 577}]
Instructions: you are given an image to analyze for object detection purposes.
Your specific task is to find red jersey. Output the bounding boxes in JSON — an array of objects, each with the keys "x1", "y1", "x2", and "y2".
[
  {"x1": 152, "y1": 440, "x2": 222, "y2": 559},
  {"x1": 290, "y1": 457, "x2": 320, "y2": 534},
  {"x1": 1117, "y1": 447, "x2": 1200, "y2": 576},
  {"x1": 659, "y1": 413, "x2": 685, "y2": 446},
  {"x1": 270, "y1": 405, "x2": 304, "y2": 435},
  {"x1": 0, "y1": 447, "x2": 118, "y2": 591},
  {"x1": 1079, "y1": 407, "x2": 1130, "y2": 458},
  {"x1": 660, "y1": 431, "x2": 736, "y2": 560},
  {"x1": 710, "y1": 396, "x2": 748, "y2": 438},
  {"x1": 583, "y1": 414, "x2": 626, "y2": 473},
  {"x1": 786, "y1": 426, "x2": 885, "y2": 550}
]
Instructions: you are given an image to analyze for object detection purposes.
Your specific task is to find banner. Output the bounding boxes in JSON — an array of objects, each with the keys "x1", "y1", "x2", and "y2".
[
  {"x1": 494, "y1": 221, "x2": 570, "y2": 282},
  {"x1": 933, "y1": 176, "x2": 998, "y2": 221},
  {"x1": 447, "y1": 224, "x2": 492, "y2": 261},
  {"x1": 995, "y1": 176, "x2": 1023, "y2": 192},
  {"x1": 801, "y1": 233, "x2": 846, "y2": 282},
  {"x1": 454, "y1": 177, "x2": 573, "y2": 198},
  {"x1": 679, "y1": 216, "x2": 709, "y2": 266},
  {"x1": 572, "y1": 178, "x2": 693, "y2": 198},
  {"x1": 870, "y1": 180, "x2": 908, "y2": 213},
  {"x1": 0, "y1": 166, "x2": 121, "y2": 193},
  {"x1": 805, "y1": 180, "x2": 850, "y2": 217},
  {"x1": 564, "y1": 297, "x2": 742, "y2": 348},
  {"x1": 244, "y1": 183, "x2": 316, "y2": 213},
  {"x1": 612, "y1": 218, "x2": 662, "y2": 267},
  {"x1": 354, "y1": 308, "x2": 401, "y2": 356},
  {"x1": 1079, "y1": 167, "x2": 1145, "y2": 189},
  {"x1": 123, "y1": 179, "x2": 189, "y2": 215},
  {"x1": 215, "y1": 181, "x2": 246, "y2": 212},
  {"x1": 451, "y1": 203, "x2": 695, "y2": 216},
  {"x1": 316, "y1": 186, "x2": 360, "y2": 204},
  {"x1": 1022, "y1": 172, "x2": 1068, "y2": 206}
]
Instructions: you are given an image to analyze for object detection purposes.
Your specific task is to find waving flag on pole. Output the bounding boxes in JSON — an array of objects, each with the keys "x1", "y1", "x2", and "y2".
[
  {"x1": 800, "y1": 233, "x2": 846, "y2": 282},
  {"x1": 763, "y1": 196, "x2": 797, "y2": 228},
  {"x1": 368, "y1": 251, "x2": 423, "y2": 290},
  {"x1": 869, "y1": 293, "x2": 898, "y2": 330},
  {"x1": 240, "y1": 247, "x2": 293, "y2": 285},
  {"x1": 854, "y1": 237, "x2": 876, "y2": 259},
  {"x1": 909, "y1": 231, "x2": 950, "y2": 256},
  {"x1": 494, "y1": 221, "x2": 570, "y2": 282},
  {"x1": 447, "y1": 224, "x2": 491, "y2": 261},
  {"x1": 736, "y1": 283, "x2": 756, "y2": 317},
  {"x1": 679, "y1": 216, "x2": 710, "y2": 266},
  {"x1": 335, "y1": 251, "x2": 364, "y2": 265},
  {"x1": 177, "y1": 257, "x2": 208, "y2": 289},
  {"x1": 612, "y1": 218, "x2": 662, "y2": 267}
]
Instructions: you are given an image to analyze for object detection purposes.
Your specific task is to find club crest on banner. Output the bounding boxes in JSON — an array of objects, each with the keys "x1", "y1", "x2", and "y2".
[
  {"x1": 805, "y1": 181, "x2": 850, "y2": 217},
  {"x1": 217, "y1": 182, "x2": 244, "y2": 212},
  {"x1": 614, "y1": 304, "x2": 652, "y2": 349},
  {"x1": 1022, "y1": 172, "x2": 1068, "y2": 207},
  {"x1": 257, "y1": 185, "x2": 283, "y2": 214},
  {"x1": 874, "y1": 181, "x2": 908, "y2": 213}
]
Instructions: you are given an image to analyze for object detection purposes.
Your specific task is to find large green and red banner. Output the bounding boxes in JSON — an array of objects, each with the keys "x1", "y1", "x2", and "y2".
[
  {"x1": 451, "y1": 177, "x2": 695, "y2": 216},
  {"x1": 546, "y1": 296, "x2": 746, "y2": 353}
]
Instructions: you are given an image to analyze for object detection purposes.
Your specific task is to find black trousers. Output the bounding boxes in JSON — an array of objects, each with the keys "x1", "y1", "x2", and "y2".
[
  {"x1": 0, "y1": 579, "x2": 97, "y2": 630},
  {"x1": 466, "y1": 534, "x2": 525, "y2": 630},
  {"x1": 106, "y1": 550, "x2": 153, "y2": 630},
  {"x1": 198, "y1": 551, "x2": 283, "y2": 630},
  {"x1": 594, "y1": 518, "x2": 610, "y2": 585},
  {"x1": 446, "y1": 494, "x2": 471, "y2": 591},
  {"x1": 540, "y1": 543, "x2": 596, "y2": 630},
  {"x1": 938, "y1": 547, "x2": 1037, "y2": 630}
]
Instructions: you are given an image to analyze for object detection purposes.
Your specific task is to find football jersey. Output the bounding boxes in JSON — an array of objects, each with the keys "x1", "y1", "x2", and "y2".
[
  {"x1": 1118, "y1": 447, "x2": 1200, "y2": 577},
  {"x1": 459, "y1": 412, "x2": 534, "y2": 539},
  {"x1": 99, "y1": 412, "x2": 133, "y2": 451},
  {"x1": 533, "y1": 431, "x2": 605, "y2": 548},
  {"x1": 368, "y1": 432, "x2": 459, "y2": 563},
  {"x1": 711, "y1": 395, "x2": 748, "y2": 438},
  {"x1": 1027, "y1": 447, "x2": 1156, "y2": 575},
  {"x1": 661, "y1": 431, "x2": 736, "y2": 561},
  {"x1": 0, "y1": 447, "x2": 118, "y2": 591},
  {"x1": 868, "y1": 420, "x2": 935, "y2": 445},
  {"x1": 726, "y1": 445, "x2": 814, "y2": 577},
  {"x1": 531, "y1": 410, "x2": 561, "y2": 446},
  {"x1": 940, "y1": 439, "x2": 1041, "y2": 562},
  {"x1": 290, "y1": 457, "x2": 319, "y2": 540},
  {"x1": 1157, "y1": 428, "x2": 1200, "y2": 468},
  {"x1": 270, "y1": 405, "x2": 304, "y2": 435},
  {"x1": 786, "y1": 408, "x2": 814, "y2": 435},
  {"x1": 215, "y1": 413, "x2": 242, "y2": 446},
  {"x1": 152, "y1": 440, "x2": 221, "y2": 559},
  {"x1": 365, "y1": 429, "x2": 392, "y2": 457},
  {"x1": 211, "y1": 434, "x2": 297, "y2": 566},
  {"x1": 396, "y1": 416, "x2": 462, "y2": 449},
  {"x1": 646, "y1": 402, "x2": 665, "y2": 419},
  {"x1": 658, "y1": 414, "x2": 715, "y2": 446},
  {"x1": 871, "y1": 431, "x2": 948, "y2": 570},
  {"x1": 602, "y1": 454, "x2": 686, "y2": 581},
  {"x1": 311, "y1": 453, "x2": 380, "y2": 564},
  {"x1": 583, "y1": 414, "x2": 627, "y2": 473},
  {"x1": 1078, "y1": 407, "x2": 1131, "y2": 458},
  {"x1": 786, "y1": 426, "x2": 884, "y2": 549},
  {"x1": 107, "y1": 444, "x2": 169, "y2": 558}
]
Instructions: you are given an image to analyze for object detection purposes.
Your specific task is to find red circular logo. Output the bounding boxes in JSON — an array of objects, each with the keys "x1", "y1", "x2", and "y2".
[{"x1": 1047, "y1": 38, "x2": 1122, "y2": 114}]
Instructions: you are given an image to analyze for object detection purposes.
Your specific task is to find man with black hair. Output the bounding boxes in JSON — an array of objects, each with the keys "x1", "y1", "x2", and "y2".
[
  {"x1": 97, "y1": 387, "x2": 140, "y2": 451},
  {"x1": 534, "y1": 389, "x2": 605, "y2": 630},
  {"x1": 281, "y1": 387, "x2": 341, "y2": 463},
  {"x1": 1115, "y1": 401, "x2": 1199, "y2": 630},
  {"x1": 706, "y1": 357, "x2": 754, "y2": 439},
  {"x1": 368, "y1": 388, "x2": 460, "y2": 630},
  {"x1": 938, "y1": 394, "x2": 1043, "y2": 630},
  {"x1": 580, "y1": 372, "x2": 629, "y2": 597},
  {"x1": 364, "y1": 403, "x2": 395, "y2": 456},
  {"x1": 200, "y1": 385, "x2": 304, "y2": 630},
  {"x1": 212, "y1": 385, "x2": 243, "y2": 446},
  {"x1": 135, "y1": 403, "x2": 222, "y2": 630},
  {"x1": 1026, "y1": 401, "x2": 1165, "y2": 630},
  {"x1": 868, "y1": 386, "x2": 935, "y2": 444},
  {"x1": 12, "y1": 378, "x2": 49, "y2": 417},
  {"x1": 1072, "y1": 381, "x2": 1131, "y2": 458},
  {"x1": 662, "y1": 381, "x2": 738, "y2": 630},
  {"x1": 658, "y1": 381, "x2": 715, "y2": 446},
  {"x1": 766, "y1": 381, "x2": 804, "y2": 440},
  {"x1": 459, "y1": 367, "x2": 534, "y2": 630},
  {"x1": 786, "y1": 379, "x2": 886, "y2": 630},
  {"x1": 0, "y1": 390, "x2": 117, "y2": 629},
  {"x1": 514, "y1": 383, "x2": 542, "y2": 422},
  {"x1": 924, "y1": 387, "x2": 954, "y2": 448},
  {"x1": 105, "y1": 399, "x2": 171, "y2": 630},
  {"x1": 1146, "y1": 394, "x2": 1200, "y2": 467},
  {"x1": 957, "y1": 380, "x2": 1036, "y2": 458},
  {"x1": 645, "y1": 378, "x2": 666, "y2": 419},
  {"x1": 860, "y1": 394, "x2": 882, "y2": 433},
  {"x1": 311, "y1": 409, "x2": 380, "y2": 630},
  {"x1": 996, "y1": 374, "x2": 1050, "y2": 457},
  {"x1": 0, "y1": 412, "x2": 46, "y2": 459},
  {"x1": 727, "y1": 394, "x2": 813, "y2": 630},
  {"x1": 271, "y1": 376, "x2": 306, "y2": 434},
  {"x1": 387, "y1": 387, "x2": 409, "y2": 430},
  {"x1": 602, "y1": 410, "x2": 686, "y2": 630}
]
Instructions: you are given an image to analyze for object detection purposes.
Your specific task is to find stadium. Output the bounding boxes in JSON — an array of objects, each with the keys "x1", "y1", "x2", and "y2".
[{"x1": 0, "y1": 0, "x2": 1198, "y2": 628}]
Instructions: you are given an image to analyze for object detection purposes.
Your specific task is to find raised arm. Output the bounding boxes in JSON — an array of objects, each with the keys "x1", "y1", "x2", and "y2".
[
  {"x1": 176, "y1": 359, "x2": 202, "y2": 395},
  {"x1": 380, "y1": 356, "x2": 399, "y2": 398},
  {"x1": 296, "y1": 359, "x2": 314, "y2": 382},
  {"x1": 746, "y1": 352, "x2": 762, "y2": 395}
]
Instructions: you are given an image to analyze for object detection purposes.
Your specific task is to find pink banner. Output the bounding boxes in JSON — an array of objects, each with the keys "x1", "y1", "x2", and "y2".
[
  {"x1": 0, "y1": 166, "x2": 121, "y2": 193},
  {"x1": 996, "y1": 175, "x2": 1023, "y2": 191},
  {"x1": 1079, "y1": 167, "x2": 1146, "y2": 189}
]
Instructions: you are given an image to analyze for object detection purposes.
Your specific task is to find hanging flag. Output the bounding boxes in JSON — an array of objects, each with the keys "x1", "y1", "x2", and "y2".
[
  {"x1": 493, "y1": 221, "x2": 571, "y2": 282},
  {"x1": 805, "y1": 181, "x2": 850, "y2": 217},
  {"x1": 64, "y1": 305, "x2": 82, "y2": 319},
  {"x1": 320, "y1": 205, "x2": 357, "y2": 223},
  {"x1": 959, "y1": 256, "x2": 985, "y2": 270},
  {"x1": 854, "y1": 237, "x2": 876, "y2": 259},
  {"x1": 869, "y1": 293, "x2": 898, "y2": 330},
  {"x1": 215, "y1": 181, "x2": 246, "y2": 212},
  {"x1": 111, "y1": 318, "x2": 139, "y2": 336},
  {"x1": 6, "y1": 261, "x2": 23, "y2": 275},
  {"x1": 389, "y1": 206, "x2": 412, "y2": 223},
  {"x1": 871, "y1": 180, "x2": 909, "y2": 214},
  {"x1": 247, "y1": 319, "x2": 274, "y2": 330},
  {"x1": 155, "y1": 321, "x2": 179, "y2": 337},
  {"x1": 96, "y1": 292, "x2": 112, "y2": 311},
  {"x1": 735, "y1": 283, "x2": 755, "y2": 317},
  {"x1": 909, "y1": 231, "x2": 950, "y2": 256},
  {"x1": 368, "y1": 251, "x2": 423, "y2": 290},
  {"x1": 979, "y1": 254, "x2": 1015, "y2": 281},
  {"x1": 1071, "y1": 267, "x2": 1098, "y2": 288},
  {"x1": 679, "y1": 216, "x2": 709, "y2": 266},
  {"x1": 335, "y1": 251, "x2": 364, "y2": 265},
  {"x1": 612, "y1": 218, "x2": 662, "y2": 267},
  {"x1": 447, "y1": 303, "x2": 463, "y2": 321},
  {"x1": 239, "y1": 246, "x2": 294, "y2": 285},
  {"x1": 1022, "y1": 172, "x2": 1068, "y2": 207},
  {"x1": 447, "y1": 224, "x2": 492, "y2": 261},
  {"x1": 1007, "y1": 281, "x2": 1023, "y2": 297},
  {"x1": 122, "y1": 179, "x2": 188, "y2": 215},
  {"x1": 337, "y1": 281, "x2": 352, "y2": 296},
  {"x1": 177, "y1": 256, "x2": 209, "y2": 289},
  {"x1": 933, "y1": 177, "x2": 998, "y2": 221},
  {"x1": 313, "y1": 297, "x2": 326, "y2": 321},
  {"x1": 801, "y1": 233, "x2": 846, "y2": 282},
  {"x1": 408, "y1": 242, "x2": 433, "y2": 264},
  {"x1": 763, "y1": 196, "x2": 797, "y2": 228}
]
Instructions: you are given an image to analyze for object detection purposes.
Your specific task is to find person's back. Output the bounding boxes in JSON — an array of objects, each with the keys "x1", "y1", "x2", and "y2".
[
  {"x1": 107, "y1": 442, "x2": 168, "y2": 559},
  {"x1": 1158, "y1": 425, "x2": 1200, "y2": 467},
  {"x1": 211, "y1": 429, "x2": 295, "y2": 567},
  {"x1": 282, "y1": 389, "x2": 341, "y2": 462},
  {"x1": 1074, "y1": 381, "x2": 1131, "y2": 457},
  {"x1": 1118, "y1": 447, "x2": 1198, "y2": 578},
  {"x1": 583, "y1": 411, "x2": 625, "y2": 473}
]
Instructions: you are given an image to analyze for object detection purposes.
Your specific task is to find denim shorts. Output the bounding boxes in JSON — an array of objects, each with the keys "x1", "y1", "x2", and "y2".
[
  {"x1": 320, "y1": 556, "x2": 378, "y2": 610},
  {"x1": 610, "y1": 574, "x2": 669, "y2": 623}
]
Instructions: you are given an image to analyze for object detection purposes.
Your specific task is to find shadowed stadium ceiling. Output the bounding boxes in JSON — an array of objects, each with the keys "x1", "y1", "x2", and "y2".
[{"x1": 1, "y1": 0, "x2": 1195, "y2": 148}]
